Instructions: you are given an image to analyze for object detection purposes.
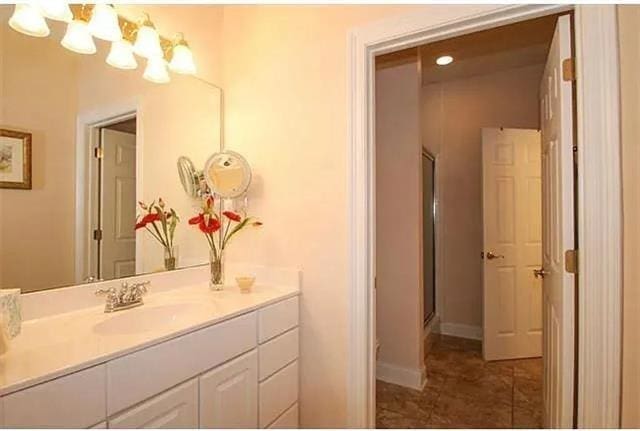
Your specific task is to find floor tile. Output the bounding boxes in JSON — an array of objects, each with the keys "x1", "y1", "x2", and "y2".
[{"x1": 376, "y1": 334, "x2": 543, "y2": 429}]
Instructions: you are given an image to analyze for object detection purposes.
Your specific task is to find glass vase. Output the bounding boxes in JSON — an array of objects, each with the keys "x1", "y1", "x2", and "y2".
[
  {"x1": 209, "y1": 249, "x2": 224, "y2": 290},
  {"x1": 164, "y1": 245, "x2": 178, "y2": 271}
]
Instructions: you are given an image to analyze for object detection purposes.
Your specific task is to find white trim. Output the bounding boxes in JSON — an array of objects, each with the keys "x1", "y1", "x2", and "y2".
[
  {"x1": 348, "y1": 4, "x2": 621, "y2": 428},
  {"x1": 376, "y1": 361, "x2": 426, "y2": 391},
  {"x1": 439, "y1": 322, "x2": 483, "y2": 341},
  {"x1": 74, "y1": 99, "x2": 140, "y2": 283},
  {"x1": 574, "y1": 6, "x2": 622, "y2": 428}
]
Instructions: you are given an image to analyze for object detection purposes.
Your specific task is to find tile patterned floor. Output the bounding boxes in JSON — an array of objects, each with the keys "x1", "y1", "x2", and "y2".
[{"x1": 376, "y1": 335, "x2": 542, "y2": 429}]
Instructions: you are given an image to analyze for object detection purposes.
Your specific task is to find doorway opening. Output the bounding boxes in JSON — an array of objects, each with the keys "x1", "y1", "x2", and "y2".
[
  {"x1": 89, "y1": 115, "x2": 138, "y2": 282},
  {"x1": 374, "y1": 12, "x2": 575, "y2": 429}
]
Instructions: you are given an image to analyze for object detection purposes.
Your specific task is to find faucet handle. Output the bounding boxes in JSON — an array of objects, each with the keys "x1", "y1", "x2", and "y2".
[
  {"x1": 95, "y1": 287, "x2": 116, "y2": 297},
  {"x1": 129, "y1": 281, "x2": 151, "y2": 299}
]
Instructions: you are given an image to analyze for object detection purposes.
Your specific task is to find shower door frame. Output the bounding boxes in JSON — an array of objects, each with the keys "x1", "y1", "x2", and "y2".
[{"x1": 422, "y1": 149, "x2": 436, "y2": 326}]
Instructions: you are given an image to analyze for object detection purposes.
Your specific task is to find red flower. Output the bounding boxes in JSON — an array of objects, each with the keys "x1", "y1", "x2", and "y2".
[
  {"x1": 199, "y1": 217, "x2": 221, "y2": 234},
  {"x1": 135, "y1": 212, "x2": 160, "y2": 230},
  {"x1": 189, "y1": 214, "x2": 204, "y2": 225},
  {"x1": 141, "y1": 213, "x2": 160, "y2": 224},
  {"x1": 223, "y1": 211, "x2": 242, "y2": 222}
]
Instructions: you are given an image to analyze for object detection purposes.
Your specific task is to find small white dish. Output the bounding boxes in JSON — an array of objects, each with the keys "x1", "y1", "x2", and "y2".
[{"x1": 236, "y1": 276, "x2": 256, "y2": 294}]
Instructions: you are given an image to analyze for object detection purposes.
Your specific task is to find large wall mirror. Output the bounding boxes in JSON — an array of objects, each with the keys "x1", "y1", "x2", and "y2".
[{"x1": 0, "y1": 5, "x2": 222, "y2": 293}]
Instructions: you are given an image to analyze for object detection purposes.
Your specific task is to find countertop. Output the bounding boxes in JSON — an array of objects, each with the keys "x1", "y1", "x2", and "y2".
[{"x1": 0, "y1": 282, "x2": 299, "y2": 396}]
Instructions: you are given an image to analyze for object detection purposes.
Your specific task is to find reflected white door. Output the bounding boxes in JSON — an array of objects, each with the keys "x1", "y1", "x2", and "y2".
[
  {"x1": 482, "y1": 127, "x2": 542, "y2": 361},
  {"x1": 101, "y1": 128, "x2": 136, "y2": 280},
  {"x1": 540, "y1": 15, "x2": 575, "y2": 429}
]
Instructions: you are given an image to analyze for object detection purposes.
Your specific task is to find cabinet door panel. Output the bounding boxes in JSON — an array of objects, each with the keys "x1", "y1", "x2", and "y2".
[
  {"x1": 200, "y1": 350, "x2": 258, "y2": 429},
  {"x1": 108, "y1": 379, "x2": 198, "y2": 429}
]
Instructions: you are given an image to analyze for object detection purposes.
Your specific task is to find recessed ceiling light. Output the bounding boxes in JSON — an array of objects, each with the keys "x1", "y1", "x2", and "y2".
[{"x1": 436, "y1": 55, "x2": 454, "y2": 66}]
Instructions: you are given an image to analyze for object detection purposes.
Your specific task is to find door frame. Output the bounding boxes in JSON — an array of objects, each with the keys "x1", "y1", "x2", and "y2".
[
  {"x1": 74, "y1": 100, "x2": 144, "y2": 283},
  {"x1": 347, "y1": 4, "x2": 621, "y2": 428}
]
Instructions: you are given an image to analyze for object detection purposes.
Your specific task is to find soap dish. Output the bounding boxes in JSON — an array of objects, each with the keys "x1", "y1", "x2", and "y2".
[{"x1": 236, "y1": 276, "x2": 256, "y2": 294}]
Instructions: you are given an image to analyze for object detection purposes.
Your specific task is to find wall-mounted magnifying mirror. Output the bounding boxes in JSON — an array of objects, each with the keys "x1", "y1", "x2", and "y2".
[
  {"x1": 204, "y1": 151, "x2": 252, "y2": 199},
  {"x1": 177, "y1": 156, "x2": 206, "y2": 198}
]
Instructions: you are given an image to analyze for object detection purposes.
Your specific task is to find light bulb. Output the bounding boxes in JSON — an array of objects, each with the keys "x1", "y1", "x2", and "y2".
[
  {"x1": 436, "y1": 55, "x2": 454, "y2": 66},
  {"x1": 133, "y1": 15, "x2": 162, "y2": 59},
  {"x1": 169, "y1": 35, "x2": 196, "y2": 75},
  {"x1": 61, "y1": 19, "x2": 96, "y2": 55},
  {"x1": 88, "y1": 4, "x2": 122, "y2": 42},
  {"x1": 106, "y1": 39, "x2": 137, "y2": 70},
  {"x1": 37, "y1": 0, "x2": 72, "y2": 22},
  {"x1": 143, "y1": 57, "x2": 170, "y2": 84},
  {"x1": 8, "y1": 4, "x2": 50, "y2": 37}
]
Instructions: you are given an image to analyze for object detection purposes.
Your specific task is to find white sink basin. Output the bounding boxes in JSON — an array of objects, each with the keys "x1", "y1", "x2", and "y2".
[{"x1": 92, "y1": 303, "x2": 212, "y2": 335}]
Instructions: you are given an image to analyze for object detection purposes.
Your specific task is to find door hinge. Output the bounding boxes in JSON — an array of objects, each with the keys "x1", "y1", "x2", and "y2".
[
  {"x1": 565, "y1": 249, "x2": 578, "y2": 274},
  {"x1": 93, "y1": 229, "x2": 103, "y2": 241},
  {"x1": 562, "y1": 58, "x2": 575, "y2": 82},
  {"x1": 94, "y1": 147, "x2": 103, "y2": 159}
]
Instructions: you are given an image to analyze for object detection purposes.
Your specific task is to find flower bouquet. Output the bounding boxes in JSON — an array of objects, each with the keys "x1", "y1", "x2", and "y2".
[
  {"x1": 189, "y1": 195, "x2": 262, "y2": 290},
  {"x1": 136, "y1": 198, "x2": 179, "y2": 270}
]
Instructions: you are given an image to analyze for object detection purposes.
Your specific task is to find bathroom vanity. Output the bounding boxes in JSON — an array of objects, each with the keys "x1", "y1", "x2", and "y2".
[{"x1": 0, "y1": 266, "x2": 300, "y2": 429}]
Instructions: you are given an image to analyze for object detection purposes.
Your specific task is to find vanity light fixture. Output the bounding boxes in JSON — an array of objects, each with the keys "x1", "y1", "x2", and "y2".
[
  {"x1": 106, "y1": 20, "x2": 137, "y2": 70},
  {"x1": 143, "y1": 57, "x2": 170, "y2": 84},
  {"x1": 8, "y1": 3, "x2": 50, "y2": 38},
  {"x1": 37, "y1": 0, "x2": 72, "y2": 23},
  {"x1": 88, "y1": 4, "x2": 122, "y2": 42},
  {"x1": 133, "y1": 13, "x2": 163, "y2": 59},
  {"x1": 436, "y1": 55, "x2": 454, "y2": 66},
  {"x1": 5, "y1": 5, "x2": 195, "y2": 84},
  {"x1": 168, "y1": 33, "x2": 197, "y2": 75},
  {"x1": 61, "y1": 7, "x2": 96, "y2": 55}
]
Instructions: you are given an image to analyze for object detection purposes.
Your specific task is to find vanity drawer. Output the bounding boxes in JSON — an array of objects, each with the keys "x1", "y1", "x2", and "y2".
[
  {"x1": 259, "y1": 328, "x2": 299, "y2": 381},
  {"x1": 107, "y1": 312, "x2": 257, "y2": 415},
  {"x1": 3, "y1": 364, "x2": 106, "y2": 428},
  {"x1": 268, "y1": 403, "x2": 299, "y2": 429},
  {"x1": 258, "y1": 297, "x2": 299, "y2": 343},
  {"x1": 109, "y1": 378, "x2": 198, "y2": 429},
  {"x1": 259, "y1": 360, "x2": 299, "y2": 428}
]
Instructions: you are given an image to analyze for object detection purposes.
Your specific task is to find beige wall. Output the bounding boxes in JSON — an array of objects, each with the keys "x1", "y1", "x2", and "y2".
[
  {"x1": 618, "y1": 5, "x2": 640, "y2": 428},
  {"x1": 422, "y1": 64, "x2": 543, "y2": 329},
  {"x1": 0, "y1": 19, "x2": 79, "y2": 292},
  {"x1": 375, "y1": 61, "x2": 424, "y2": 373},
  {"x1": 218, "y1": 4, "x2": 501, "y2": 427}
]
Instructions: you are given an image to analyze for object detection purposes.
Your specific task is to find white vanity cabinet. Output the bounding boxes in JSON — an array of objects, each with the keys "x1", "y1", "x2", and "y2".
[{"x1": 0, "y1": 295, "x2": 300, "y2": 429}]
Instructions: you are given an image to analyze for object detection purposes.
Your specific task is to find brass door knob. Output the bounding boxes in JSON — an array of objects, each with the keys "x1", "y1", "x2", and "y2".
[
  {"x1": 533, "y1": 268, "x2": 548, "y2": 279},
  {"x1": 486, "y1": 251, "x2": 505, "y2": 260}
]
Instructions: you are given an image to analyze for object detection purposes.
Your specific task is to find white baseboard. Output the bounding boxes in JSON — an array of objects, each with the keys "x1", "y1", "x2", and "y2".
[
  {"x1": 376, "y1": 361, "x2": 426, "y2": 390},
  {"x1": 439, "y1": 322, "x2": 483, "y2": 340}
]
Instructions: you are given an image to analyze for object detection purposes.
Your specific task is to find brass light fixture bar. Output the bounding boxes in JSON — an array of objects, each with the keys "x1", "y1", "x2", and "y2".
[{"x1": 69, "y1": 4, "x2": 177, "y2": 62}]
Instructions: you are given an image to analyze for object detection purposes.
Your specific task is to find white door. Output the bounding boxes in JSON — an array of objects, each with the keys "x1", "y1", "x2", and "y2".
[
  {"x1": 540, "y1": 15, "x2": 575, "y2": 429},
  {"x1": 100, "y1": 128, "x2": 137, "y2": 280},
  {"x1": 199, "y1": 351, "x2": 258, "y2": 429},
  {"x1": 482, "y1": 127, "x2": 543, "y2": 361},
  {"x1": 109, "y1": 379, "x2": 198, "y2": 428}
]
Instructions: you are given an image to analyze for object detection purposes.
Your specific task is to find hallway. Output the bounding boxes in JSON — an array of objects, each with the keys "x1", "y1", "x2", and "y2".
[{"x1": 376, "y1": 335, "x2": 542, "y2": 429}]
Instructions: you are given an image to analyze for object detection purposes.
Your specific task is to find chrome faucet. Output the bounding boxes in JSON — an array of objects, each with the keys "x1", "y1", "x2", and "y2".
[{"x1": 95, "y1": 281, "x2": 151, "y2": 313}]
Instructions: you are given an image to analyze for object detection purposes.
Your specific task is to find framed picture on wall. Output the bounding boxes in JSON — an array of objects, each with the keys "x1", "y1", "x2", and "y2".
[{"x1": 0, "y1": 129, "x2": 32, "y2": 190}]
